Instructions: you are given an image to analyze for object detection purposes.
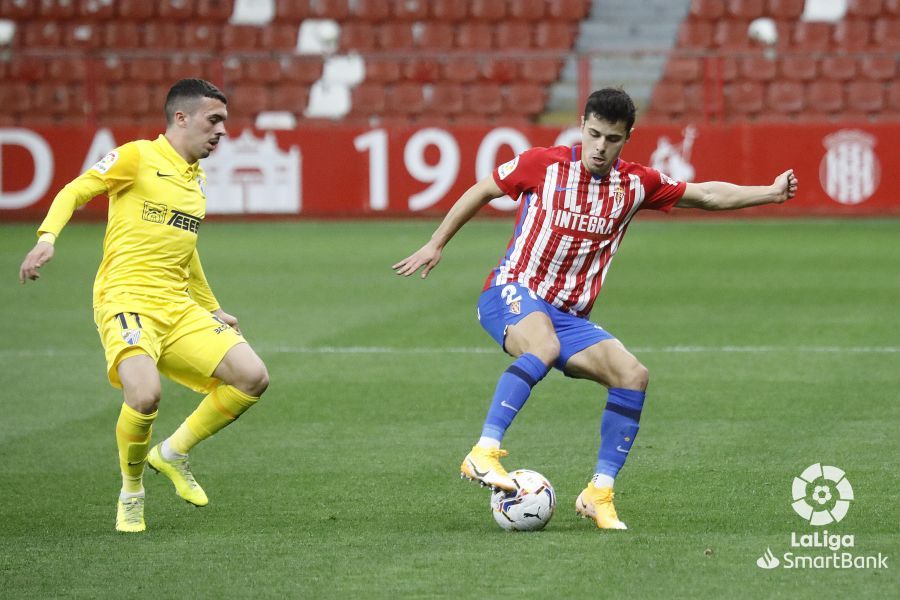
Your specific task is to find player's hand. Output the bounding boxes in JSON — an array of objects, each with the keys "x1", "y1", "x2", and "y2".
[
  {"x1": 392, "y1": 241, "x2": 442, "y2": 279},
  {"x1": 773, "y1": 169, "x2": 798, "y2": 204},
  {"x1": 214, "y1": 309, "x2": 242, "y2": 335},
  {"x1": 19, "y1": 241, "x2": 55, "y2": 284}
]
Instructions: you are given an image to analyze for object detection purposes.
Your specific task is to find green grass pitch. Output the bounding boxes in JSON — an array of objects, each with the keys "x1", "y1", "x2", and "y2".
[{"x1": 1, "y1": 218, "x2": 897, "y2": 598}]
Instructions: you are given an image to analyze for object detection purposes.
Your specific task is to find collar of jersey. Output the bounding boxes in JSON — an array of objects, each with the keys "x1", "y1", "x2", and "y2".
[{"x1": 154, "y1": 134, "x2": 199, "y2": 178}]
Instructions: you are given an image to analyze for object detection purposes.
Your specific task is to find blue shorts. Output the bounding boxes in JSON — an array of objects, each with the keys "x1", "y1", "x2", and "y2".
[{"x1": 476, "y1": 282, "x2": 615, "y2": 372}]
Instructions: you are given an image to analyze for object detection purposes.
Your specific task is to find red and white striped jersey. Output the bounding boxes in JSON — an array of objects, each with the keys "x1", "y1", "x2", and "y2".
[{"x1": 485, "y1": 144, "x2": 686, "y2": 317}]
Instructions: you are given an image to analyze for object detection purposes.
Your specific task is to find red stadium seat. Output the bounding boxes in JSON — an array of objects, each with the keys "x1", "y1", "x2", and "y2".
[
  {"x1": 767, "y1": 0, "x2": 804, "y2": 19},
  {"x1": 127, "y1": 58, "x2": 168, "y2": 83},
  {"x1": 110, "y1": 83, "x2": 152, "y2": 117},
  {"x1": 220, "y1": 24, "x2": 261, "y2": 51},
  {"x1": 350, "y1": 0, "x2": 389, "y2": 21},
  {"x1": 546, "y1": 0, "x2": 590, "y2": 20},
  {"x1": 103, "y1": 22, "x2": 142, "y2": 49},
  {"x1": 261, "y1": 24, "x2": 299, "y2": 50},
  {"x1": 38, "y1": 0, "x2": 76, "y2": 18},
  {"x1": 820, "y1": 55, "x2": 857, "y2": 81},
  {"x1": 520, "y1": 58, "x2": 561, "y2": 84},
  {"x1": 714, "y1": 20, "x2": 751, "y2": 49},
  {"x1": 806, "y1": 80, "x2": 844, "y2": 114},
  {"x1": 430, "y1": 0, "x2": 467, "y2": 21},
  {"x1": 363, "y1": 58, "x2": 401, "y2": 82},
  {"x1": 387, "y1": 82, "x2": 425, "y2": 115},
  {"x1": 534, "y1": 22, "x2": 576, "y2": 49},
  {"x1": 779, "y1": 55, "x2": 818, "y2": 81},
  {"x1": 846, "y1": 81, "x2": 885, "y2": 112},
  {"x1": 167, "y1": 55, "x2": 213, "y2": 81},
  {"x1": 377, "y1": 22, "x2": 414, "y2": 50},
  {"x1": 690, "y1": 0, "x2": 724, "y2": 20},
  {"x1": 19, "y1": 21, "x2": 62, "y2": 48},
  {"x1": 116, "y1": 0, "x2": 155, "y2": 19},
  {"x1": 424, "y1": 83, "x2": 464, "y2": 116},
  {"x1": 792, "y1": 22, "x2": 832, "y2": 51},
  {"x1": 222, "y1": 57, "x2": 243, "y2": 83},
  {"x1": 847, "y1": 0, "x2": 883, "y2": 18},
  {"x1": 308, "y1": 0, "x2": 349, "y2": 20},
  {"x1": 340, "y1": 22, "x2": 377, "y2": 52},
  {"x1": 647, "y1": 82, "x2": 688, "y2": 119},
  {"x1": 663, "y1": 56, "x2": 703, "y2": 82},
  {"x1": 833, "y1": 19, "x2": 872, "y2": 51},
  {"x1": 273, "y1": 0, "x2": 310, "y2": 22},
  {"x1": 414, "y1": 22, "x2": 454, "y2": 50},
  {"x1": 504, "y1": 83, "x2": 546, "y2": 117},
  {"x1": 46, "y1": 57, "x2": 88, "y2": 82},
  {"x1": 464, "y1": 83, "x2": 504, "y2": 116},
  {"x1": 77, "y1": 0, "x2": 114, "y2": 18},
  {"x1": 859, "y1": 55, "x2": 897, "y2": 81},
  {"x1": 508, "y1": 0, "x2": 545, "y2": 21},
  {"x1": 142, "y1": 23, "x2": 180, "y2": 49},
  {"x1": 63, "y1": 22, "x2": 101, "y2": 50},
  {"x1": 725, "y1": 81, "x2": 764, "y2": 116},
  {"x1": 92, "y1": 56, "x2": 125, "y2": 81},
  {"x1": 727, "y1": 0, "x2": 765, "y2": 19},
  {"x1": 391, "y1": 0, "x2": 427, "y2": 20},
  {"x1": 496, "y1": 22, "x2": 532, "y2": 49},
  {"x1": 677, "y1": 21, "x2": 713, "y2": 48},
  {"x1": 739, "y1": 54, "x2": 777, "y2": 81},
  {"x1": 182, "y1": 24, "x2": 220, "y2": 50},
  {"x1": 442, "y1": 57, "x2": 480, "y2": 83},
  {"x1": 278, "y1": 57, "x2": 323, "y2": 83},
  {"x1": 887, "y1": 82, "x2": 900, "y2": 113},
  {"x1": 872, "y1": 18, "x2": 900, "y2": 50},
  {"x1": 350, "y1": 83, "x2": 386, "y2": 116},
  {"x1": 403, "y1": 58, "x2": 441, "y2": 82},
  {"x1": 32, "y1": 83, "x2": 75, "y2": 115},
  {"x1": 227, "y1": 83, "x2": 270, "y2": 116},
  {"x1": 1, "y1": 0, "x2": 36, "y2": 19},
  {"x1": 766, "y1": 81, "x2": 804, "y2": 114},
  {"x1": 0, "y1": 82, "x2": 31, "y2": 114},
  {"x1": 197, "y1": 0, "x2": 235, "y2": 21},
  {"x1": 456, "y1": 23, "x2": 494, "y2": 50},
  {"x1": 270, "y1": 84, "x2": 309, "y2": 113},
  {"x1": 243, "y1": 58, "x2": 282, "y2": 83},
  {"x1": 156, "y1": 0, "x2": 194, "y2": 20},
  {"x1": 471, "y1": 0, "x2": 506, "y2": 21},
  {"x1": 481, "y1": 58, "x2": 520, "y2": 83}
]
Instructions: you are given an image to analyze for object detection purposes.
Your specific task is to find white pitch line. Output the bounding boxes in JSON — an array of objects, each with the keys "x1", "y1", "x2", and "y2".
[{"x1": 1, "y1": 345, "x2": 898, "y2": 359}]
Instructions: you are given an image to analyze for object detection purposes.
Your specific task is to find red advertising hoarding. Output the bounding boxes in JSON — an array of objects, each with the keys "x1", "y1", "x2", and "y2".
[{"x1": 1, "y1": 122, "x2": 897, "y2": 221}]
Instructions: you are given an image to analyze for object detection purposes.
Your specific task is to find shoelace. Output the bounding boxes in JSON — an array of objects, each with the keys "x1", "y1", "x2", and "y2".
[
  {"x1": 122, "y1": 498, "x2": 143, "y2": 522},
  {"x1": 172, "y1": 458, "x2": 199, "y2": 489}
]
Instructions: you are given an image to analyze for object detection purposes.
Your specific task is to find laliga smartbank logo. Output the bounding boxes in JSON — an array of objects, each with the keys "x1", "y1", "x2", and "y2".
[{"x1": 755, "y1": 464, "x2": 889, "y2": 571}]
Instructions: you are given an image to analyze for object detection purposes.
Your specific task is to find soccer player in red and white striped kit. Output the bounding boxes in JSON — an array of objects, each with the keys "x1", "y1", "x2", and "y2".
[{"x1": 394, "y1": 88, "x2": 798, "y2": 530}]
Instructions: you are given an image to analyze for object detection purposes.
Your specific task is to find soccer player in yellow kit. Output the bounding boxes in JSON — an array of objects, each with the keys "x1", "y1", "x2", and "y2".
[{"x1": 18, "y1": 79, "x2": 269, "y2": 533}]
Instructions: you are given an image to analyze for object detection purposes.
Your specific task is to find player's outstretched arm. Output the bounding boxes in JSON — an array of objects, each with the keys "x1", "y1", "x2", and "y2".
[
  {"x1": 677, "y1": 169, "x2": 798, "y2": 211},
  {"x1": 19, "y1": 239, "x2": 55, "y2": 284},
  {"x1": 392, "y1": 176, "x2": 505, "y2": 278}
]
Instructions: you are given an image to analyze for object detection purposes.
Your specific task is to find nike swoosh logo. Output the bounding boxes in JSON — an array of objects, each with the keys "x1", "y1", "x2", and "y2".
[
  {"x1": 127, "y1": 460, "x2": 145, "y2": 466},
  {"x1": 616, "y1": 445, "x2": 630, "y2": 454},
  {"x1": 555, "y1": 185, "x2": 579, "y2": 192},
  {"x1": 156, "y1": 171, "x2": 174, "y2": 177},
  {"x1": 468, "y1": 459, "x2": 489, "y2": 478},
  {"x1": 500, "y1": 400, "x2": 519, "y2": 413}
]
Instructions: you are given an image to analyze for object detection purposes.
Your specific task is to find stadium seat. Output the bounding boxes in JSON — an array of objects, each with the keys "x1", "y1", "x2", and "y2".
[
  {"x1": 725, "y1": 81, "x2": 764, "y2": 116},
  {"x1": 847, "y1": 0, "x2": 883, "y2": 18},
  {"x1": 387, "y1": 82, "x2": 425, "y2": 115},
  {"x1": 442, "y1": 57, "x2": 480, "y2": 82},
  {"x1": 1, "y1": 0, "x2": 36, "y2": 19},
  {"x1": 77, "y1": 0, "x2": 114, "y2": 18},
  {"x1": 391, "y1": 0, "x2": 427, "y2": 20},
  {"x1": 221, "y1": 24, "x2": 261, "y2": 51},
  {"x1": 520, "y1": 58, "x2": 562, "y2": 84},
  {"x1": 103, "y1": 22, "x2": 142, "y2": 49},
  {"x1": 714, "y1": 20, "x2": 751, "y2": 49},
  {"x1": 663, "y1": 56, "x2": 703, "y2": 82},
  {"x1": 19, "y1": 21, "x2": 62, "y2": 48},
  {"x1": 533, "y1": 22, "x2": 576, "y2": 49},
  {"x1": 471, "y1": 0, "x2": 506, "y2": 21},
  {"x1": 116, "y1": 0, "x2": 155, "y2": 19},
  {"x1": 481, "y1": 58, "x2": 520, "y2": 83},
  {"x1": 792, "y1": 22, "x2": 832, "y2": 51},
  {"x1": 0, "y1": 81, "x2": 31, "y2": 114},
  {"x1": 887, "y1": 82, "x2": 900, "y2": 113},
  {"x1": 464, "y1": 83, "x2": 504, "y2": 116},
  {"x1": 647, "y1": 82, "x2": 688, "y2": 119},
  {"x1": 197, "y1": 0, "x2": 235, "y2": 21},
  {"x1": 278, "y1": 57, "x2": 324, "y2": 84},
  {"x1": 496, "y1": 22, "x2": 533, "y2": 49},
  {"x1": 228, "y1": 83, "x2": 270, "y2": 115},
  {"x1": 779, "y1": 55, "x2": 818, "y2": 81},
  {"x1": 456, "y1": 23, "x2": 494, "y2": 50},
  {"x1": 242, "y1": 58, "x2": 282, "y2": 83},
  {"x1": 820, "y1": 55, "x2": 858, "y2": 80},
  {"x1": 846, "y1": 80, "x2": 885, "y2": 113},
  {"x1": 349, "y1": 83, "x2": 386, "y2": 116},
  {"x1": 726, "y1": 0, "x2": 765, "y2": 19},
  {"x1": 833, "y1": 19, "x2": 872, "y2": 51},
  {"x1": 46, "y1": 57, "x2": 88, "y2": 82},
  {"x1": 261, "y1": 24, "x2": 299, "y2": 50},
  {"x1": 182, "y1": 24, "x2": 220, "y2": 50},
  {"x1": 363, "y1": 58, "x2": 401, "y2": 82},
  {"x1": 767, "y1": 0, "x2": 804, "y2": 19},
  {"x1": 546, "y1": 1, "x2": 590, "y2": 20},
  {"x1": 739, "y1": 54, "x2": 777, "y2": 81},
  {"x1": 127, "y1": 58, "x2": 168, "y2": 83},
  {"x1": 806, "y1": 80, "x2": 844, "y2": 114},
  {"x1": 508, "y1": 0, "x2": 545, "y2": 21},
  {"x1": 308, "y1": 0, "x2": 349, "y2": 20},
  {"x1": 38, "y1": 0, "x2": 76, "y2": 19},
  {"x1": 340, "y1": 22, "x2": 377, "y2": 52},
  {"x1": 349, "y1": 0, "x2": 388, "y2": 20},
  {"x1": 167, "y1": 55, "x2": 212, "y2": 81},
  {"x1": 424, "y1": 83, "x2": 464, "y2": 117},
  {"x1": 377, "y1": 22, "x2": 414, "y2": 50},
  {"x1": 403, "y1": 58, "x2": 441, "y2": 82},
  {"x1": 273, "y1": 0, "x2": 309, "y2": 22},
  {"x1": 413, "y1": 22, "x2": 454, "y2": 50},
  {"x1": 859, "y1": 54, "x2": 897, "y2": 80},
  {"x1": 690, "y1": 0, "x2": 724, "y2": 20},
  {"x1": 62, "y1": 22, "x2": 100, "y2": 50},
  {"x1": 32, "y1": 83, "x2": 73, "y2": 115},
  {"x1": 430, "y1": 0, "x2": 468, "y2": 21},
  {"x1": 222, "y1": 57, "x2": 243, "y2": 83},
  {"x1": 156, "y1": 0, "x2": 194, "y2": 20},
  {"x1": 270, "y1": 83, "x2": 310, "y2": 113},
  {"x1": 765, "y1": 80, "x2": 804, "y2": 114},
  {"x1": 504, "y1": 83, "x2": 546, "y2": 117},
  {"x1": 872, "y1": 18, "x2": 900, "y2": 50},
  {"x1": 110, "y1": 83, "x2": 152, "y2": 116},
  {"x1": 142, "y1": 23, "x2": 180, "y2": 49},
  {"x1": 677, "y1": 21, "x2": 713, "y2": 48}
]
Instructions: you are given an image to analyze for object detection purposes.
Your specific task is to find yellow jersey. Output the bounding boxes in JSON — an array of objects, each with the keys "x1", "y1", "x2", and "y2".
[{"x1": 38, "y1": 134, "x2": 219, "y2": 313}]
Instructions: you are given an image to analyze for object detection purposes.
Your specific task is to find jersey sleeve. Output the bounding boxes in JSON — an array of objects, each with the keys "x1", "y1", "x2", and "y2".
[
  {"x1": 187, "y1": 249, "x2": 221, "y2": 312},
  {"x1": 492, "y1": 147, "x2": 550, "y2": 200},
  {"x1": 37, "y1": 142, "x2": 141, "y2": 238},
  {"x1": 639, "y1": 166, "x2": 687, "y2": 212}
]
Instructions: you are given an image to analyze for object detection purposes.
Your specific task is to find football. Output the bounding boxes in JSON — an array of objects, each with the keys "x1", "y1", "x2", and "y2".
[{"x1": 490, "y1": 469, "x2": 556, "y2": 531}]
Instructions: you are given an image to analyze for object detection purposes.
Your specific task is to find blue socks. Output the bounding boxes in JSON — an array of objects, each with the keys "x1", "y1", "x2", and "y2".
[
  {"x1": 480, "y1": 353, "x2": 549, "y2": 442},
  {"x1": 594, "y1": 388, "x2": 646, "y2": 479}
]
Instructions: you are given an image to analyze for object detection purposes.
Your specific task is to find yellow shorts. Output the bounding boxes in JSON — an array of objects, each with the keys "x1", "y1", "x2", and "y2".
[{"x1": 94, "y1": 300, "x2": 245, "y2": 394}]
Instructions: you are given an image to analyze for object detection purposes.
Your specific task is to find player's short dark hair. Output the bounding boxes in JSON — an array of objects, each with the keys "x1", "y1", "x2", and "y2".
[
  {"x1": 583, "y1": 88, "x2": 636, "y2": 132},
  {"x1": 164, "y1": 79, "x2": 227, "y2": 124}
]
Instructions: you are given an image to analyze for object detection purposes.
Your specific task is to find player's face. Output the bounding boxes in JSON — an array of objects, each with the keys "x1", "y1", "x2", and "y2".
[
  {"x1": 580, "y1": 115, "x2": 631, "y2": 176},
  {"x1": 181, "y1": 97, "x2": 228, "y2": 162}
]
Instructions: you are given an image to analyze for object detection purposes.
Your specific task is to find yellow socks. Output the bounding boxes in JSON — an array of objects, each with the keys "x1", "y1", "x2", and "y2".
[
  {"x1": 167, "y1": 385, "x2": 259, "y2": 455},
  {"x1": 115, "y1": 403, "x2": 157, "y2": 494}
]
